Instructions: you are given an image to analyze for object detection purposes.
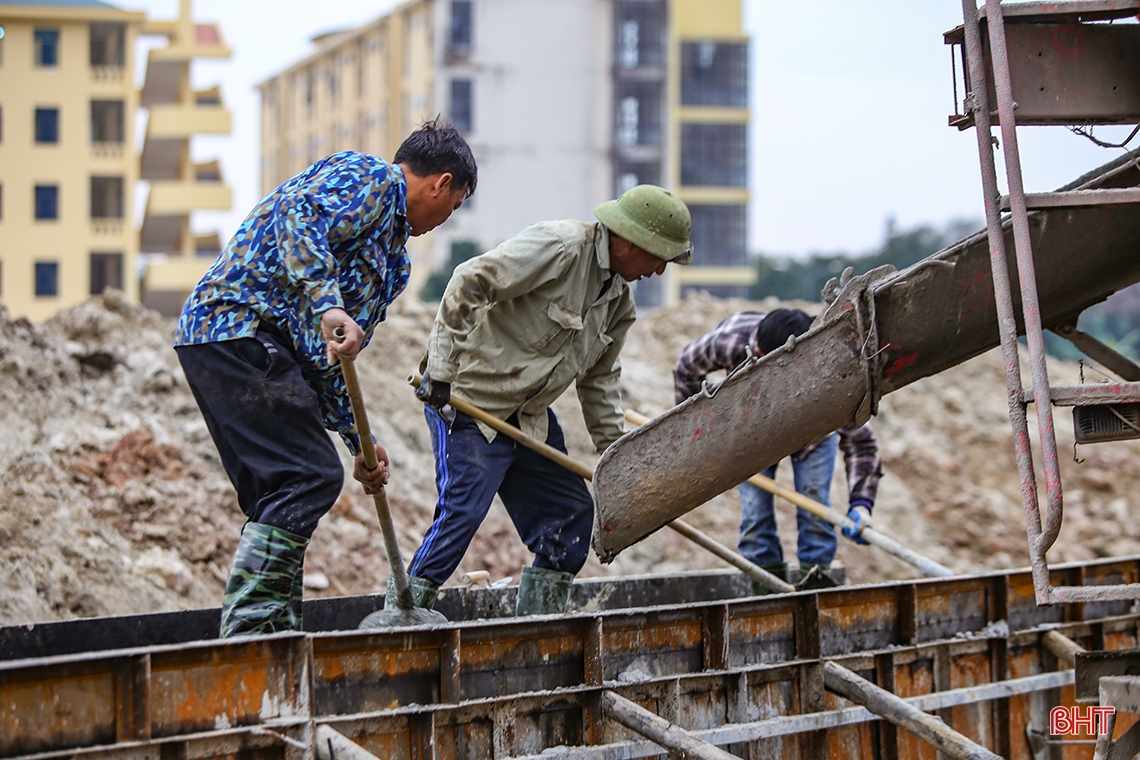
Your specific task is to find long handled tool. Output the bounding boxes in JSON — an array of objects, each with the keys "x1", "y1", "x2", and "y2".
[
  {"x1": 335, "y1": 342, "x2": 446, "y2": 628},
  {"x1": 623, "y1": 409, "x2": 954, "y2": 578},
  {"x1": 407, "y1": 376, "x2": 793, "y2": 594}
]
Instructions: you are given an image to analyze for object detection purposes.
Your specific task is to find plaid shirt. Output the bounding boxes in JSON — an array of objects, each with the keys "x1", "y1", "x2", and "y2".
[{"x1": 674, "y1": 311, "x2": 883, "y2": 509}]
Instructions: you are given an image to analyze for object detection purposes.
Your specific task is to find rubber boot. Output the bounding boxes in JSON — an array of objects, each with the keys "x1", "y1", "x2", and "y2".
[
  {"x1": 796, "y1": 563, "x2": 840, "y2": 591},
  {"x1": 751, "y1": 563, "x2": 789, "y2": 596},
  {"x1": 516, "y1": 566, "x2": 574, "y2": 616},
  {"x1": 219, "y1": 522, "x2": 308, "y2": 638},
  {"x1": 384, "y1": 575, "x2": 441, "y2": 609}
]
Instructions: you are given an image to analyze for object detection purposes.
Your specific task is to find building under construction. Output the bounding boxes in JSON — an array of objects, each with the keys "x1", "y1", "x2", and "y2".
[{"x1": 4, "y1": 1, "x2": 1140, "y2": 758}]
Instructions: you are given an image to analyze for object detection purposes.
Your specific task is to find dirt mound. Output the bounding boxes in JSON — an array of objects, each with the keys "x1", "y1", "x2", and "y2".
[{"x1": 1, "y1": 292, "x2": 1138, "y2": 625}]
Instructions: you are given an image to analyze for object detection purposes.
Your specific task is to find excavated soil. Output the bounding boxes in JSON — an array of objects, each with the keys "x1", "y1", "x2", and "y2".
[{"x1": 1, "y1": 291, "x2": 1138, "y2": 624}]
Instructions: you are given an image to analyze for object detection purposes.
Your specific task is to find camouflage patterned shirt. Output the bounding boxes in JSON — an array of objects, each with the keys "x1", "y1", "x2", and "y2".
[{"x1": 175, "y1": 151, "x2": 411, "y2": 453}]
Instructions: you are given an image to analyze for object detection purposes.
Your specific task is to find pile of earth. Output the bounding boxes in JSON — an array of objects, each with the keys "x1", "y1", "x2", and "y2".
[{"x1": 1, "y1": 291, "x2": 1136, "y2": 624}]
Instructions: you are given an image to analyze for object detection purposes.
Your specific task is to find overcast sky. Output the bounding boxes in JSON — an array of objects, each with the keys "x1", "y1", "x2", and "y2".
[{"x1": 124, "y1": 0, "x2": 1137, "y2": 258}]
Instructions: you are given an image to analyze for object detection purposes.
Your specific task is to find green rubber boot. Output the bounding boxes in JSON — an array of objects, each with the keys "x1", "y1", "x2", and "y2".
[
  {"x1": 383, "y1": 575, "x2": 441, "y2": 609},
  {"x1": 516, "y1": 566, "x2": 575, "y2": 616},
  {"x1": 219, "y1": 522, "x2": 308, "y2": 638},
  {"x1": 751, "y1": 563, "x2": 789, "y2": 596}
]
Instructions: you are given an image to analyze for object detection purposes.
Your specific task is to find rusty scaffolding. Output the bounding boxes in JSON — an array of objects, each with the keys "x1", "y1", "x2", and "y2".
[{"x1": 948, "y1": 0, "x2": 1140, "y2": 605}]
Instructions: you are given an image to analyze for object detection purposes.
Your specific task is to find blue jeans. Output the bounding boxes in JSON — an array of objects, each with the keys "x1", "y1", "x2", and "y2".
[
  {"x1": 408, "y1": 407, "x2": 594, "y2": 586},
  {"x1": 737, "y1": 433, "x2": 839, "y2": 567}
]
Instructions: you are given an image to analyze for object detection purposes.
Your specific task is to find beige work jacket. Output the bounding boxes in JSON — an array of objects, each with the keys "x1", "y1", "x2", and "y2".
[{"x1": 426, "y1": 220, "x2": 636, "y2": 452}]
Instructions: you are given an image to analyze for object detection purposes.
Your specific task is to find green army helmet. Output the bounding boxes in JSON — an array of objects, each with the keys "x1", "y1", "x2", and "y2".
[{"x1": 595, "y1": 185, "x2": 693, "y2": 265}]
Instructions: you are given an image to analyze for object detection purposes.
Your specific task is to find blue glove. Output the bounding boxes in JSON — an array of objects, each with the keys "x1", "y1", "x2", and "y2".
[{"x1": 841, "y1": 502, "x2": 872, "y2": 545}]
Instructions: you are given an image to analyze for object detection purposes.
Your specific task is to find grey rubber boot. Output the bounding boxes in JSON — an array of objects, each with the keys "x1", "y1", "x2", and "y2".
[
  {"x1": 751, "y1": 563, "x2": 789, "y2": 596},
  {"x1": 383, "y1": 575, "x2": 441, "y2": 609},
  {"x1": 516, "y1": 566, "x2": 575, "y2": 616}
]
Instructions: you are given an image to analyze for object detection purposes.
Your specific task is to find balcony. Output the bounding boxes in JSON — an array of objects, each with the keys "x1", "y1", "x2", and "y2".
[
  {"x1": 145, "y1": 104, "x2": 231, "y2": 144},
  {"x1": 91, "y1": 142, "x2": 126, "y2": 160},
  {"x1": 146, "y1": 180, "x2": 231, "y2": 215},
  {"x1": 92, "y1": 219, "x2": 126, "y2": 237},
  {"x1": 91, "y1": 65, "x2": 127, "y2": 83}
]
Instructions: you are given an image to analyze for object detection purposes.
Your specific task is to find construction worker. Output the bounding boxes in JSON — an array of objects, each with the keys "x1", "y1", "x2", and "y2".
[
  {"x1": 174, "y1": 120, "x2": 477, "y2": 638},
  {"x1": 674, "y1": 308, "x2": 883, "y2": 590},
  {"x1": 406, "y1": 185, "x2": 693, "y2": 618}
]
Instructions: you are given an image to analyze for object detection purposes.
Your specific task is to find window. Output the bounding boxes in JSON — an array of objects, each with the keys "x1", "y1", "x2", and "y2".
[
  {"x1": 633, "y1": 276, "x2": 664, "y2": 308},
  {"x1": 681, "y1": 284, "x2": 750, "y2": 300},
  {"x1": 34, "y1": 184, "x2": 59, "y2": 220},
  {"x1": 614, "y1": 1, "x2": 666, "y2": 70},
  {"x1": 689, "y1": 205, "x2": 747, "y2": 265},
  {"x1": 34, "y1": 28, "x2": 59, "y2": 67},
  {"x1": 681, "y1": 123, "x2": 747, "y2": 187},
  {"x1": 615, "y1": 81, "x2": 663, "y2": 147},
  {"x1": 35, "y1": 261, "x2": 59, "y2": 297},
  {"x1": 356, "y1": 40, "x2": 365, "y2": 96},
  {"x1": 449, "y1": 0, "x2": 473, "y2": 51},
  {"x1": 35, "y1": 107, "x2": 60, "y2": 143},
  {"x1": 90, "y1": 176, "x2": 124, "y2": 219},
  {"x1": 304, "y1": 69, "x2": 314, "y2": 111},
  {"x1": 449, "y1": 79, "x2": 473, "y2": 132},
  {"x1": 89, "y1": 23, "x2": 126, "y2": 67},
  {"x1": 682, "y1": 42, "x2": 748, "y2": 107},
  {"x1": 613, "y1": 161, "x2": 660, "y2": 196},
  {"x1": 90, "y1": 100, "x2": 124, "y2": 143},
  {"x1": 89, "y1": 252, "x2": 123, "y2": 295},
  {"x1": 327, "y1": 63, "x2": 338, "y2": 106}
]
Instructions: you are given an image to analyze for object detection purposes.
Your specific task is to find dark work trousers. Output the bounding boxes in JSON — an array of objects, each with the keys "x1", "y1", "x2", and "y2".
[
  {"x1": 175, "y1": 328, "x2": 344, "y2": 539},
  {"x1": 409, "y1": 406, "x2": 594, "y2": 586}
]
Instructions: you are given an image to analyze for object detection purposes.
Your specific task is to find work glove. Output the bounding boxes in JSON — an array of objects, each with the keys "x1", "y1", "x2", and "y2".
[
  {"x1": 841, "y1": 502, "x2": 872, "y2": 545},
  {"x1": 416, "y1": 374, "x2": 452, "y2": 410}
]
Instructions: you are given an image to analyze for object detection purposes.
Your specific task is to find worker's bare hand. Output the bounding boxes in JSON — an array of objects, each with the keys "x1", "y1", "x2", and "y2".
[
  {"x1": 321, "y1": 308, "x2": 364, "y2": 363},
  {"x1": 353, "y1": 445, "x2": 390, "y2": 494}
]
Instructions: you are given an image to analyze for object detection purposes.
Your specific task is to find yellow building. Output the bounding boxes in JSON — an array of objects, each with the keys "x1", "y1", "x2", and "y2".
[
  {"x1": 0, "y1": 0, "x2": 145, "y2": 321},
  {"x1": 138, "y1": 0, "x2": 232, "y2": 316},
  {"x1": 256, "y1": 0, "x2": 751, "y2": 305}
]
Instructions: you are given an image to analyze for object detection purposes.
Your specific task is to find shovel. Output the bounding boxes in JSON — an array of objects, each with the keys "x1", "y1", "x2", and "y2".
[{"x1": 333, "y1": 331, "x2": 446, "y2": 628}]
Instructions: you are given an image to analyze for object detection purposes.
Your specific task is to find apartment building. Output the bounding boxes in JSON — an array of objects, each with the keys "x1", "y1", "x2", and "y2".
[
  {"x1": 0, "y1": 0, "x2": 145, "y2": 321},
  {"x1": 138, "y1": 0, "x2": 232, "y2": 316},
  {"x1": 256, "y1": 0, "x2": 750, "y2": 305}
]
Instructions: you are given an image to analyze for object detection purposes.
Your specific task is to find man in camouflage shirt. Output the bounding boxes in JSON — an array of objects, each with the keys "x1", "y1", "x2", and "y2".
[
  {"x1": 675, "y1": 308, "x2": 884, "y2": 590},
  {"x1": 175, "y1": 121, "x2": 477, "y2": 638},
  {"x1": 408, "y1": 185, "x2": 694, "y2": 617}
]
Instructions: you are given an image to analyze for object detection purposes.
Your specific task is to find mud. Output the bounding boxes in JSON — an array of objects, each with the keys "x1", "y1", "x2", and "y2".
[{"x1": 2, "y1": 291, "x2": 1139, "y2": 625}]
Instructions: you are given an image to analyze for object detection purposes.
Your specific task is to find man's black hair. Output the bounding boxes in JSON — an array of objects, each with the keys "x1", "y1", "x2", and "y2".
[
  {"x1": 394, "y1": 118, "x2": 478, "y2": 198},
  {"x1": 754, "y1": 308, "x2": 814, "y2": 354}
]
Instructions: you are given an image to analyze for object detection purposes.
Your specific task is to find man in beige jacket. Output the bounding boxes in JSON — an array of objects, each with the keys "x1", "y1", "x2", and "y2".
[{"x1": 403, "y1": 185, "x2": 692, "y2": 616}]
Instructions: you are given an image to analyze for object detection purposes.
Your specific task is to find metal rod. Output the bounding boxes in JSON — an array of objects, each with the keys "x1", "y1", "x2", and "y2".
[
  {"x1": 1042, "y1": 630, "x2": 1085, "y2": 668},
  {"x1": 315, "y1": 725, "x2": 381, "y2": 760},
  {"x1": 984, "y1": 0, "x2": 1066, "y2": 559},
  {"x1": 1024, "y1": 382, "x2": 1140, "y2": 407},
  {"x1": 406, "y1": 376, "x2": 793, "y2": 594},
  {"x1": 600, "y1": 690, "x2": 742, "y2": 760},
  {"x1": 510, "y1": 670, "x2": 1075, "y2": 760},
  {"x1": 339, "y1": 355, "x2": 413, "y2": 609},
  {"x1": 999, "y1": 188, "x2": 1140, "y2": 210},
  {"x1": 1053, "y1": 323, "x2": 1140, "y2": 382},
  {"x1": 823, "y1": 662, "x2": 1003, "y2": 760},
  {"x1": 959, "y1": 0, "x2": 1052, "y2": 605},
  {"x1": 625, "y1": 409, "x2": 955, "y2": 578}
]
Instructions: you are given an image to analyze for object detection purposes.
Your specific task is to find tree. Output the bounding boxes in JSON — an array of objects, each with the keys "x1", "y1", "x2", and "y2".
[{"x1": 420, "y1": 240, "x2": 481, "y2": 301}]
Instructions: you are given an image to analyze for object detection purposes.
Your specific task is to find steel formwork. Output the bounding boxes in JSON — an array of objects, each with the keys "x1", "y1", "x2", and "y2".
[{"x1": 3, "y1": 557, "x2": 1140, "y2": 758}]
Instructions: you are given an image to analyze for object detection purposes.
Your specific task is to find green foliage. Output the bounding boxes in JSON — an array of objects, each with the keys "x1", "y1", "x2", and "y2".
[
  {"x1": 750, "y1": 217, "x2": 978, "y2": 303},
  {"x1": 751, "y1": 216, "x2": 1140, "y2": 363},
  {"x1": 420, "y1": 240, "x2": 481, "y2": 301}
]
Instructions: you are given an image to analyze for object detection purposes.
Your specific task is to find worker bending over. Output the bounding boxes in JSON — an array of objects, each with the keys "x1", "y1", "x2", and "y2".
[
  {"x1": 406, "y1": 185, "x2": 693, "y2": 617},
  {"x1": 674, "y1": 308, "x2": 883, "y2": 590},
  {"x1": 175, "y1": 121, "x2": 477, "y2": 637}
]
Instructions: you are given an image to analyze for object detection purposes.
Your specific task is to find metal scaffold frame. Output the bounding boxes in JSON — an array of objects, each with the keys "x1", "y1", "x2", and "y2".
[{"x1": 952, "y1": 0, "x2": 1140, "y2": 605}]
